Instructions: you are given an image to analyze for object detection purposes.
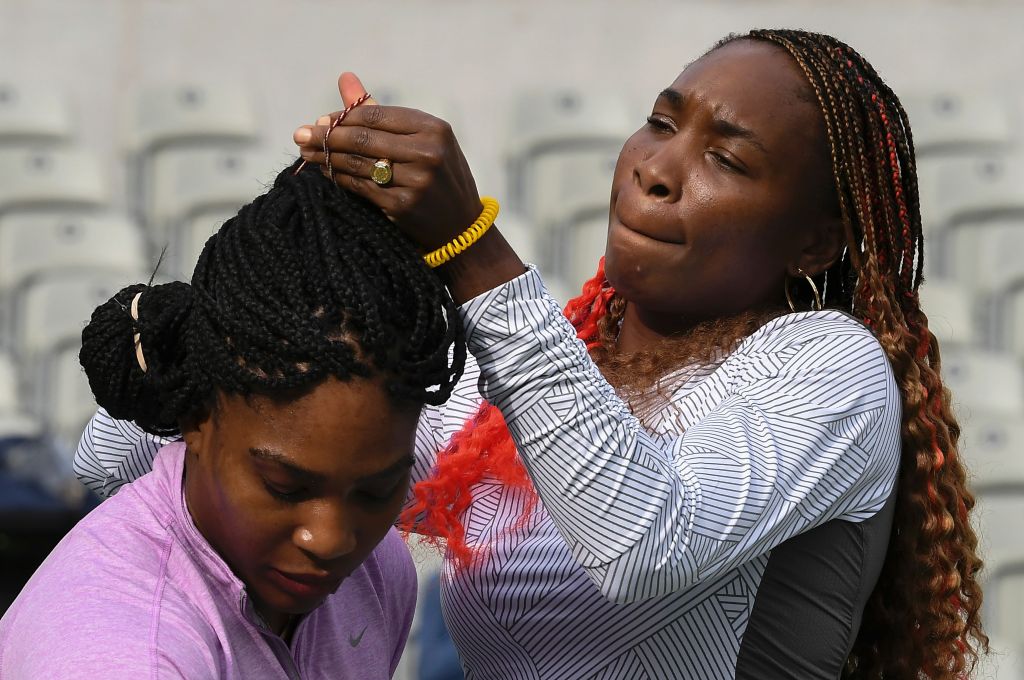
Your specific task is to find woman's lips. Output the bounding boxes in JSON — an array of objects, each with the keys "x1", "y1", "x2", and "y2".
[
  {"x1": 268, "y1": 568, "x2": 344, "y2": 600},
  {"x1": 614, "y1": 212, "x2": 684, "y2": 245}
]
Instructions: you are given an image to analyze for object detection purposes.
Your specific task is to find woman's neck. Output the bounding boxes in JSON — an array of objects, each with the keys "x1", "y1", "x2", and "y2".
[{"x1": 615, "y1": 303, "x2": 699, "y2": 355}]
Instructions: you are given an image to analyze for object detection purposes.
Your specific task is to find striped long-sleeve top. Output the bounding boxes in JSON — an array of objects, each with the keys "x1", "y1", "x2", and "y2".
[{"x1": 75, "y1": 266, "x2": 901, "y2": 679}]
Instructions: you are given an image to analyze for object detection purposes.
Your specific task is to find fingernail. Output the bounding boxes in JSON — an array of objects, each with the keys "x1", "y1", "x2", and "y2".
[
  {"x1": 294, "y1": 127, "x2": 312, "y2": 144},
  {"x1": 316, "y1": 115, "x2": 330, "y2": 126}
]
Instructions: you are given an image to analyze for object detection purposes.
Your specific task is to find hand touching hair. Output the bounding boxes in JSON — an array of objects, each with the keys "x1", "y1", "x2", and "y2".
[{"x1": 80, "y1": 160, "x2": 465, "y2": 435}]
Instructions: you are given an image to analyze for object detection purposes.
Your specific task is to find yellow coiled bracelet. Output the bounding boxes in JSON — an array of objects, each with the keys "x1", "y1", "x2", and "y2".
[{"x1": 423, "y1": 197, "x2": 499, "y2": 268}]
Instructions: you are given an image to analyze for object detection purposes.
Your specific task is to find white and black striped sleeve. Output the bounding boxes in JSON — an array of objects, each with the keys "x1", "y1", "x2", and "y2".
[
  {"x1": 73, "y1": 408, "x2": 176, "y2": 498},
  {"x1": 459, "y1": 267, "x2": 901, "y2": 605}
]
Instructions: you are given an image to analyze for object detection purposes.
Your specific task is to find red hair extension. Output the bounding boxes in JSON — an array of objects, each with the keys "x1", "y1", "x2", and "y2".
[{"x1": 398, "y1": 259, "x2": 614, "y2": 567}]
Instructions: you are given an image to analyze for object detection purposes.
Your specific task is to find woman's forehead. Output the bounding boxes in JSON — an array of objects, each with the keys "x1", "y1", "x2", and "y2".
[
  {"x1": 669, "y1": 40, "x2": 814, "y2": 110},
  {"x1": 662, "y1": 40, "x2": 826, "y2": 154}
]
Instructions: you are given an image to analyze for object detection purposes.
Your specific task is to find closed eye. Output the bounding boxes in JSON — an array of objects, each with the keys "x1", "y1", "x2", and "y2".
[
  {"x1": 707, "y1": 150, "x2": 745, "y2": 174},
  {"x1": 355, "y1": 474, "x2": 409, "y2": 507},
  {"x1": 646, "y1": 115, "x2": 675, "y2": 133},
  {"x1": 263, "y1": 480, "x2": 308, "y2": 504}
]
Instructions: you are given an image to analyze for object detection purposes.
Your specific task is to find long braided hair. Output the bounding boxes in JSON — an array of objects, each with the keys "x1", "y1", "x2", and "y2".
[
  {"x1": 402, "y1": 29, "x2": 987, "y2": 677},
  {"x1": 80, "y1": 159, "x2": 465, "y2": 435}
]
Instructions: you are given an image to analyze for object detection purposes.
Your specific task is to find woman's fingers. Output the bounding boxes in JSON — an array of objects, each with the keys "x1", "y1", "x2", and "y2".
[
  {"x1": 297, "y1": 121, "x2": 432, "y2": 167},
  {"x1": 300, "y1": 150, "x2": 397, "y2": 185},
  {"x1": 294, "y1": 105, "x2": 432, "y2": 149},
  {"x1": 338, "y1": 72, "x2": 378, "y2": 108}
]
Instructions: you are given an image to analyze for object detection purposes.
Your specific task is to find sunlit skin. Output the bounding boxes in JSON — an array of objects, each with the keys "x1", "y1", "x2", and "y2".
[
  {"x1": 181, "y1": 377, "x2": 421, "y2": 634},
  {"x1": 605, "y1": 40, "x2": 844, "y2": 353}
]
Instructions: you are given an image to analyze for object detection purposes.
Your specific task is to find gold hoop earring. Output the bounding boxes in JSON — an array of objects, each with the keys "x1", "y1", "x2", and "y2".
[{"x1": 785, "y1": 268, "x2": 823, "y2": 312}]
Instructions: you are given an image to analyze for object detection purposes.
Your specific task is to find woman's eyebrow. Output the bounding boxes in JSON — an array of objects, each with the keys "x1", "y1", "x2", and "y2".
[
  {"x1": 710, "y1": 115, "x2": 769, "y2": 154},
  {"x1": 657, "y1": 88, "x2": 685, "y2": 108},
  {"x1": 249, "y1": 447, "x2": 325, "y2": 483}
]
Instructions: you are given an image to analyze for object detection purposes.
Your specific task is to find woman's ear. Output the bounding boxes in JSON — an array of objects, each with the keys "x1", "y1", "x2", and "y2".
[
  {"x1": 180, "y1": 409, "x2": 214, "y2": 459},
  {"x1": 794, "y1": 216, "x2": 845, "y2": 277}
]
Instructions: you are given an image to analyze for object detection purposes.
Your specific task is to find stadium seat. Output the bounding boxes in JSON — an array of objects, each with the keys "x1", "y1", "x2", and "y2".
[
  {"x1": 945, "y1": 217, "x2": 1024, "y2": 293},
  {"x1": 902, "y1": 91, "x2": 1014, "y2": 156},
  {"x1": 939, "y1": 347, "x2": 1024, "y2": 417},
  {"x1": 928, "y1": 156, "x2": 1024, "y2": 233},
  {"x1": 125, "y1": 82, "x2": 260, "y2": 154},
  {"x1": 146, "y1": 146, "x2": 279, "y2": 226},
  {"x1": 12, "y1": 271, "x2": 139, "y2": 445},
  {"x1": 959, "y1": 413, "x2": 1024, "y2": 492},
  {"x1": 13, "y1": 271, "x2": 138, "y2": 360},
  {"x1": 0, "y1": 82, "x2": 72, "y2": 145},
  {"x1": 43, "y1": 346, "x2": 96, "y2": 447},
  {"x1": 0, "y1": 212, "x2": 147, "y2": 294},
  {"x1": 970, "y1": 518, "x2": 1024, "y2": 651},
  {"x1": 125, "y1": 82, "x2": 262, "y2": 225},
  {"x1": 918, "y1": 278, "x2": 981, "y2": 347},
  {"x1": 175, "y1": 208, "x2": 234, "y2": 279},
  {"x1": 0, "y1": 147, "x2": 108, "y2": 216},
  {"x1": 917, "y1": 156, "x2": 1024, "y2": 279},
  {"x1": 563, "y1": 212, "x2": 609, "y2": 292},
  {"x1": 0, "y1": 351, "x2": 40, "y2": 441},
  {"x1": 527, "y1": 147, "x2": 616, "y2": 227},
  {"x1": 505, "y1": 89, "x2": 633, "y2": 205}
]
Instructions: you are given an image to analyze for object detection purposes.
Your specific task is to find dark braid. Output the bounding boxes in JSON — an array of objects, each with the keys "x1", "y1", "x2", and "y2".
[
  {"x1": 81, "y1": 159, "x2": 465, "y2": 436},
  {"x1": 710, "y1": 30, "x2": 987, "y2": 678}
]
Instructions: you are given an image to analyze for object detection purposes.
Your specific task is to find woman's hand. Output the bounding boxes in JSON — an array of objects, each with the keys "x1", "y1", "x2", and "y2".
[
  {"x1": 293, "y1": 73, "x2": 525, "y2": 303},
  {"x1": 293, "y1": 73, "x2": 481, "y2": 252}
]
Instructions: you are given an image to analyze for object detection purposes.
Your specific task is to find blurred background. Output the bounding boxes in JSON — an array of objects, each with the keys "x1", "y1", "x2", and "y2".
[{"x1": 1, "y1": 0, "x2": 1023, "y2": 677}]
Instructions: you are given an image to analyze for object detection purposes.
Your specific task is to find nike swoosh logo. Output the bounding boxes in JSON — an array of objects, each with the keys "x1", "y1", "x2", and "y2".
[{"x1": 349, "y1": 626, "x2": 367, "y2": 647}]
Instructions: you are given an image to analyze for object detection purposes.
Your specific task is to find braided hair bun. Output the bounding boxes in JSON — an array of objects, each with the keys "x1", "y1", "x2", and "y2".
[{"x1": 80, "y1": 159, "x2": 465, "y2": 436}]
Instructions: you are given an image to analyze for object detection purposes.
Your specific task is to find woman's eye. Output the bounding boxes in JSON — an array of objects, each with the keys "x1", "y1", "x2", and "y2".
[
  {"x1": 263, "y1": 481, "x2": 306, "y2": 503},
  {"x1": 356, "y1": 482, "x2": 404, "y2": 507},
  {"x1": 646, "y1": 115, "x2": 674, "y2": 132},
  {"x1": 709, "y1": 151, "x2": 741, "y2": 173}
]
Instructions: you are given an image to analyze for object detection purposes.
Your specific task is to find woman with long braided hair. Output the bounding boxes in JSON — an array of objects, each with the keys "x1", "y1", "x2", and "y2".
[
  {"x1": 0, "y1": 161, "x2": 465, "y2": 678},
  {"x1": 78, "y1": 28, "x2": 985, "y2": 678}
]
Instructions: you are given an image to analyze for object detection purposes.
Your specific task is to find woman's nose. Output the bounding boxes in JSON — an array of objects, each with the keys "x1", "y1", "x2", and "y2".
[
  {"x1": 633, "y1": 148, "x2": 680, "y2": 202},
  {"x1": 295, "y1": 509, "x2": 358, "y2": 562}
]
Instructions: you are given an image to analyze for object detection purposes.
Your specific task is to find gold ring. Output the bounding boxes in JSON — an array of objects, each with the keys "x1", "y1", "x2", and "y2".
[{"x1": 371, "y1": 158, "x2": 393, "y2": 185}]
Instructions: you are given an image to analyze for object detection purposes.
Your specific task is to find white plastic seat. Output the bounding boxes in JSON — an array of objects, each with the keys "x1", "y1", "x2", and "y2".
[
  {"x1": 986, "y1": 556, "x2": 1024, "y2": 654},
  {"x1": 918, "y1": 279, "x2": 980, "y2": 347},
  {"x1": 14, "y1": 271, "x2": 138, "y2": 359},
  {"x1": 930, "y1": 156, "x2": 1024, "y2": 232},
  {"x1": 902, "y1": 91, "x2": 1013, "y2": 156},
  {"x1": 940, "y1": 347, "x2": 1024, "y2": 418},
  {"x1": 0, "y1": 350, "x2": 20, "y2": 415},
  {"x1": 0, "y1": 148, "x2": 108, "y2": 215},
  {"x1": 917, "y1": 156, "x2": 1024, "y2": 280},
  {"x1": 527, "y1": 148, "x2": 617, "y2": 227},
  {"x1": 0, "y1": 212, "x2": 147, "y2": 295},
  {"x1": 125, "y1": 83, "x2": 262, "y2": 226},
  {"x1": 563, "y1": 212, "x2": 609, "y2": 291},
  {"x1": 998, "y1": 291, "x2": 1024, "y2": 357},
  {"x1": 974, "y1": 515, "x2": 1024, "y2": 651},
  {"x1": 44, "y1": 345, "x2": 97, "y2": 447},
  {"x1": 946, "y1": 217, "x2": 1024, "y2": 293},
  {"x1": 507, "y1": 89, "x2": 634, "y2": 159},
  {"x1": 959, "y1": 413, "x2": 1024, "y2": 492},
  {"x1": 126, "y1": 82, "x2": 259, "y2": 154},
  {"x1": 505, "y1": 89, "x2": 633, "y2": 205},
  {"x1": 175, "y1": 209, "x2": 236, "y2": 279},
  {"x1": 0, "y1": 350, "x2": 40, "y2": 440},
  {"x1": 981, "y1": 637, "x2": 1024, "y2": 680},
  {"x1": 0, "y1": 82, "x2": 72, "y2": 145},
  {"x1": 147, "y1": 148, "x2": 281, "y2": 228}
]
